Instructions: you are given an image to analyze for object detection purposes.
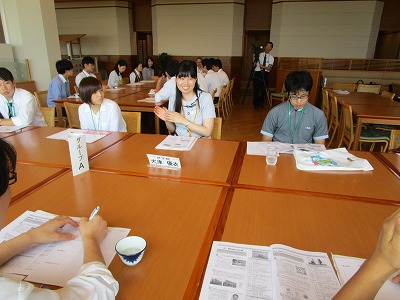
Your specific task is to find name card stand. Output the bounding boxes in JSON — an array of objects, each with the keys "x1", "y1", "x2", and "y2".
[
  {"x1": 146, "y1": 154, "x2": 181, "y2": 169},
  {"x1": 68, "y1": 133, "x2": 89, "y2": 176}
]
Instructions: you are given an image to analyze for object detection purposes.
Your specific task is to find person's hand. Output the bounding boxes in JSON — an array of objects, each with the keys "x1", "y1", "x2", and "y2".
[
  {"x1": 154, "y1": 106, "x2": 168, "y2": 121},
  {"x1": 371, "y1": 208, "x2": 400, "y2": 275},
  {"x1": 26, "y1": 216, "x2": 79, "y2": 244},
  {"x1": 79, "y1": 215, "x2": 108, "y2": 244},
  {"x1": 102, "y1": 85, "x2": 110, "y2": 90},
  {"x1": 164, "y1": 111, "x2": 187, "y2": 124}
]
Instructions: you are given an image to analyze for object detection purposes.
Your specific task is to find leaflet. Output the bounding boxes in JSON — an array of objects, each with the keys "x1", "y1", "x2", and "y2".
[
  {"x1": 155, "y1": 135, "x2": 197, "y2": 151},
  {"x1": 46, "y1": 128, "x2": 111, "y2": 143},
  {"x1": 199, "y1": 241, "x2": 341, "y2": 300},
  {"x1": 247, "y1": 142, "x2": 326, "y2": 156}
]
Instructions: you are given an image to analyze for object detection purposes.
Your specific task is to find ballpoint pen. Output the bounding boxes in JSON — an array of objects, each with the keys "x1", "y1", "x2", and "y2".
[{"x1": 89, "y1": 206, "x2": 100, "y2": 221}]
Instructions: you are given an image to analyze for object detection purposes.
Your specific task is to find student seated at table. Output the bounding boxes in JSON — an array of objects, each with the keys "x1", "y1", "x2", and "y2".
[
  {"x1": 333, "y1": 208, "x2": 400, "y2": 299},
  {"x1": 0, "y1": 67, "x2": 47, "y2": 127},
  {"x1": 202, "y1": 58, "x2": 222, "y2": 105},
  {"x1": 212, "y1": 58, "x2": 229, "y2": 86},
  {"x1": 154, "y1": 60, "x2": 179, "y2": 101},
  {"x1": 108, "y1": 60, "x2": 127, "y2": 88},
  {"x1": 75, "y1": 56, "x2": 97, "y2": 87},
  {"x1": 261, "y1": 70, "x2": 328, "y2": 144},
  {"x1": 154, "y1": 60, "x2": 215, "y2": 138},
  {"x1": 129, "y1": 61, "x2": 143, "y2": 83},
  {"x1": 47, "y1": 59, "x2": 74, "y2": 108},
  {"x1": 79, "y1": 77, "x2": 126, "y2": 132},
  {"x1": 142, "y1": 56, "x2": 155, "y2": 80},
  {"x1": 0, "y1": 138, "x2": 119, "y2": 299}
]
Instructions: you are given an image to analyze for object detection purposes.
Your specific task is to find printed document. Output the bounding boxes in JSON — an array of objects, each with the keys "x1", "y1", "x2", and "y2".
[
  {"x1": 0, "y1": 125, "x2": 27, "y2": 133},
  {"x1": 199, "y1": 241, "x2": 341, "y2": 300},
  {"x1": 155, "y1": 135, "x2": 197, "y2": 151},
  {"x1": 46, "y1": 128, "x2": 111, "y2": 143},
  {"x1": 0, "y1": 210, "x2": 130, "y2": 287},
  {"x1": 247, "y1": 142, "x2": 326, "y2": 156}
]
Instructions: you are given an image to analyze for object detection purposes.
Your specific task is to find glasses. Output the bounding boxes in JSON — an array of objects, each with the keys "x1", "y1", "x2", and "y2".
[
  {"x1": 9, "y1": 171, "x2": 17, "y2": 186},
  {"x1": 290, "y1": 93, "x2": 309, "y2": 101}
]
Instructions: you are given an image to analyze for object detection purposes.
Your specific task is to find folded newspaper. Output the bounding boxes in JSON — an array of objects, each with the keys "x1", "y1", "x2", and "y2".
[{"x1": 293, "y1": 148, "x2": 373, "y2": 171}]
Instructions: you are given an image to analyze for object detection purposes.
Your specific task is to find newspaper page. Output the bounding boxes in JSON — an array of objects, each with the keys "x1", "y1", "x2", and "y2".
[
  {"x1": 271, "y1": 244, "x2": 341, "y2": 300},
  {"x1": 199, "y1": 241, "x2": 273, "y2": 300}
]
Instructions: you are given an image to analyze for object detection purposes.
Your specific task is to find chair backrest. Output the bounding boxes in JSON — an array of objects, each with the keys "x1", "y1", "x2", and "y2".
[
  {"x1": 211, "y1": 117, "x2": 222, "y2": 139},
  {"x1": 122, "y1": 77, "x2": 129, "y2": 85},
  {"x1": 337, "y1": 103, "x2": 354, "y2": 150},
  {"x1": 74, "y1": 85, "x2": 79, "y2": 94},
  {"x1": 63, "y1": 102, "x2": 81, "y2": 128},
  {"x1": 328, "y1": 92, "x2": 339, "y2": 128},
  {"x1": 357, "y1": 84, "x2": 381, "y2": 94},
  {"x1": 15, "y1": 80, "x2": 37, "y2": 94},
  {"x1": 389, "y1": 130, "x2": 400, "y2": 151},
  {"x1": 321, "y1": 89, "x2": 330, "y2": 124},
  {"x1": 34, "y1": 90, "x2": 48, "y2": 107},
  {"x1": 121, "y1": 111, "x2": 141, "y2": 133},
  {"x1": 39, "y1": 107, "x2": 55, "y2": 127},
  {"x1": 332, "y1": 83, "x2": 356, "y2": 92},
  {"x1": 381, "y1": 90, "x2": 395, "y2": 100},
  {"x1": 211, "y1": 88, "x2": 218, "y2": 99}
]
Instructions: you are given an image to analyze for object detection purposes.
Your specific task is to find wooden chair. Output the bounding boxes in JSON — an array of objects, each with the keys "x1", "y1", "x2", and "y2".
[
  {"x1": 357, "y1": 84, "x2": 381, "y2": 94},
  {"x1": 121, "y1": 77, "x2": 129, "y2": 85},
  {"x1": 63, "y1": 102, "x2": 81, "y2": 129},
  {"x1": 225, "y1": 77, "x2": 235, "y2": 114},
  {"x1": 74, "y1": 86, "x2": 79, "y2": 94},
  {"x1": 380, "y1": 90, "x2": 395, "y2": 100},
  {"x1": 321, "y1": 89, "x2": 330, "y2": 126},
  {"x1": 327, "y1": 93, "x2": 340, "y2": 148},
  {"x1": 34, "y1": 90, "x2": 48, "y2": 107},
  {"x1": 389, "y1": 130, "x2": 400, "y2": 151},
  {"x1": 214, "y1": 85, "x2": 227, "y2": 119},
  {"x1": 269, "y1": 83, "x2": 288, "y2": 106},
  {"x1": 332, "y1": 83, "x2": 356, "y2": 92},
  {"x1": 15, "y1": 80, "x2": 37, "y2": 94},
  {"x1": 121, "y1": 111, "x2": 141, "y2": 133},
  {"x1": 211, "y1": 117, "x2": 222, "y2": 139},
  {"x1": 337, "y1": 103, "x2": 389, "y2": 152},
  {"x1": 39, "y1": 107, "x2": 55, "y2": 127}
]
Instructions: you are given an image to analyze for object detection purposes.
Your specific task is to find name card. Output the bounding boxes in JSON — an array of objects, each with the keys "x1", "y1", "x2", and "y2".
[
  {"x1": 147, "y1": 154, "x2": 181, "y2": 169},
  {"x1": 68, "y1": 133, "x2": 89, "y2": 176}
]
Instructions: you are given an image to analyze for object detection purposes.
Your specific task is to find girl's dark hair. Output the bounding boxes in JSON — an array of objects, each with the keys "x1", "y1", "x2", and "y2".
[
  {"x1": 134, "y1": 61, "x2": 143, "y2": 69},
  {"x1": 285, "y1": 70, "x2": 313, "y2": 94},
  {"x1": 145, "y1": 56, "x2": 154, "y2": 69},
  {"x1": 0, "y1": 139, "x2": 16, "y2": 196},
  {"x1": 174, "y1": 60, "x2": 200, "y2": 113},
  {"x1": 113, "y1": 59, "x2": 127, "y2": 76},
  {"x1": 79, "y1": 77, "x2": 102, "y2": 104}
]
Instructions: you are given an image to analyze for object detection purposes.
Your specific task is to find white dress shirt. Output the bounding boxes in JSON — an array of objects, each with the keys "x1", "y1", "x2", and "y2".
[
  {"x1": 217, "y1": 69, "x2": 229, "y2": 86},
  {"x1": 197, "y1": 72, "x2": 208, "y2": 92},
  {"x1": 254, "y1": 52, "x2": 274, "y2": 72},
  {"x1": 155, "y1": 76, "x2": 176, "y2": 102},
  {"x1": 107, "y1": 71, "x2": 122, "y2": 88},
  {"x1": 205, "y1": 70, "x2": 222, "y2": 97},
  {"x1": 75, "y1": 70, "x2": 97, "y2": 87}
]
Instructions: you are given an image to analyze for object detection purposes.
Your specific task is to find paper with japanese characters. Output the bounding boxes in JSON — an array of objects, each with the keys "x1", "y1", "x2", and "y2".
[
  {"x1": 46, "y1": 128, "x2": 111, "y2": 143},
  {"x1": 68, "y1": 132, "x2": 89, "y2": 176},
  {"x1": 199, "y1": 241, "x2": 341, "y2": 300},
  {"x1": 155, "y1": 135, "x2": 197, "y2": 151},
  {"x1": 247, "y1": 142, "x2": 326, "y2": 156}
]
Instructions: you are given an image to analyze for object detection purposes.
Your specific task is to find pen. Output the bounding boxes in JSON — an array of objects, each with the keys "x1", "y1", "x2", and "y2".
[{"x1": 89, "y1": 206, "x2": 100, "y2": 221}]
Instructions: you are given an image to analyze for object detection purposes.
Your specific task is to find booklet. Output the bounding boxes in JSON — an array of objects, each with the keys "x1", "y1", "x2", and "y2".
[
  {"x1": 155, "y1": 135, "x2": 197, "y2": 151},
  {"x1": 46, "y1": 128, "x2": 111, "y2": 143},
  {"x1": 0, "y1": 210, "x2": 130, "y2": 287},
  {"x1": 247, "y1": 141, "x2": 326, "y2": 156},
  {"x1": 199, "y1": 241, "x2": 341, "y2": 300}
]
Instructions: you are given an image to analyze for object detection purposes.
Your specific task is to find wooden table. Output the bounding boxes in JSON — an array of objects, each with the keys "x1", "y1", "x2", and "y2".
[
  {"x1": 90, "y1": 134, "x2": 241, "y2": 186},
  {"x1": 5, "y1": 171, "x2": 228, "y2": 300},
  {"x1": 221, "y1": 188, "x2": 398, "y2": 259},
  {"x1": 374, "y1": 152, "x2": 400, "y2": 178},
  {"x1": 4, "y1": 127, "x2": 130, "y2": 167},
  {"x1": 334, "y1": 91, "x2": 400, "y2": 107},
  {"x1": 233, "y1": 150, "x2": 400, "y2": 203}
]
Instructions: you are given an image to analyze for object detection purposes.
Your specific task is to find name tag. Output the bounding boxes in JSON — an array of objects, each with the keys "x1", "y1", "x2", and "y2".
[{"x1": 147, "y1": 154, "x2": 181, "y2": 169}]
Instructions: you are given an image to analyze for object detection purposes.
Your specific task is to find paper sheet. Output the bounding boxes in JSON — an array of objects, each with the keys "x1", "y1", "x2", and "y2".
[
  {"x1": 247, "y1": 142, "x2": 326, "y2": 156},
  {"x1": 0, "y1": 125, "x2": 27, "y2": 133},
  {"x1": 46, "y1": 129, "x2": 111, "y2": 143},
  {"x1": 155, "y1": 135, "x2": 197, "y2": 151},
  {"x1": 0, "y1": 210, "x2": 130, "y2": 287}
]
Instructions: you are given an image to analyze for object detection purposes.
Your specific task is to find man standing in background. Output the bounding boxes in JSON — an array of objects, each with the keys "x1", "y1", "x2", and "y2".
[{"x1": 253, "y1": 42, "x2": 274, "y2": 109}]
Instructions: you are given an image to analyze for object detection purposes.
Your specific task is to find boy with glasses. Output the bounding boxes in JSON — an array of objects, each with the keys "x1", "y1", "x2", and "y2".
[{"x1": 261, "y1": 70, "x2": 328, "y2": 144}]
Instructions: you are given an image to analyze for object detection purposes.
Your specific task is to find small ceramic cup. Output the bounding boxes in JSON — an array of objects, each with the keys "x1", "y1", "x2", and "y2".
[{"x1": 115, "y1": 236, "x2": 147, "y2": 266}]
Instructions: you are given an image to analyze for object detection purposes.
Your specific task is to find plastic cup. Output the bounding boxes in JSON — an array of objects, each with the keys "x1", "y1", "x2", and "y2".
[{"x1": 266, "y1": 145, "x2": 278, "y2": 166}]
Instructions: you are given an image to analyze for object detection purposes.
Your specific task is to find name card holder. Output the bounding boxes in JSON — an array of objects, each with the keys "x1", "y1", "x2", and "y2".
[
  {"x1": 68, "y1": 133, "x2": 89, "y2": 176},
  {"x1": 147, "y1": 154, "x2": 181, "y2": 169}
]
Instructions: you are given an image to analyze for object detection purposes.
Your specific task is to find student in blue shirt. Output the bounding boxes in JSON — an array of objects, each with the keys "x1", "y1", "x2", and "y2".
[{"x1": 47, "y1": 59, "x2": 74, "y2": 108}]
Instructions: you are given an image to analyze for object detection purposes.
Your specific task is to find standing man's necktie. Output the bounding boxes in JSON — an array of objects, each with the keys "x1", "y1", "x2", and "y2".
[{"x1": 262, "y1": 54, "x2": 267, "y2": 71}]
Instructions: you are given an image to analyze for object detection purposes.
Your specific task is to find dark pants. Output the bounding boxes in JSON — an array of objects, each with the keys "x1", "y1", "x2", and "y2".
[{"x1": 253, "y1": 71, "x2": 269, "y2": 108}]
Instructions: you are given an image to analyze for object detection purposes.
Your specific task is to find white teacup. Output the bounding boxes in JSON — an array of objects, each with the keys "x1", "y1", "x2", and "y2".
[{"x1": 115, "y1": 236, "x2": 147, "y2": 266}]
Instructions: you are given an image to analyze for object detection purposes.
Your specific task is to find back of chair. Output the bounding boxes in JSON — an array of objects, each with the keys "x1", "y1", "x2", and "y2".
[
  {"x1": 121, "y1": 111, "x2": 141, "y2": 133},
  {"x1": 122, "y1": 77, "x2": 130, "y2": 85},
  {"x1": 327, "y1": 92, "x2": 339, "y2": 148},
  {"x1": 15, "y1": 80, "x2": 37, "y2": 94},
  {"x1": 74, "y1": 86, "x2": 79, "y2": 94},
  {"x1": 211, "y1": 117, "x2": 222, "y2": 139},
  {"x1": 337, "y1": 103, "x2": 353, "y2": 150},
  {"x1": 211, "y1": 88, "x2": 218, "y2": 99},
  {"x1": 389, "y1": 130, "x2": 400, "y2": 151},
  {"x1": 381, "y1": 90, "x2": 395, "y2": 100},
  {"x1": 332, "y1": 83, "x2": 356, "y2": 92},
  {"x1": 63, "y1": 102, "x2": 81, "y2": 128},
  {"x1": 321, "y1": 89, "x2": 330, "y2": 124},
  {"x1": 34, "y1": 90, "x2": 48, "y2": 107},
  {"x1": 39, "y1": 107, "x2": 55, "y2": 127},
  {"x1": 357, "y1": 84, "x2": 381, "y2": 94}
]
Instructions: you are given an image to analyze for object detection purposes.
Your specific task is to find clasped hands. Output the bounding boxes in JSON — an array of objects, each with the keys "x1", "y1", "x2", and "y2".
[{"x1": 154, "y1": 106, "x2": 187, "y2": 124}]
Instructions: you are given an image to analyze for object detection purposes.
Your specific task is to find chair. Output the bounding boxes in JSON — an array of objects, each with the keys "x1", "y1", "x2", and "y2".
[
  {"x1": 389, "y1": 130, "x2": 400, "y2": 151},
  {"x1": 121, "y1": 77, "x2": 129, "y2": 85},
  {"x1": 269, "y1": 83, "x2": 288, "y2": 106},
  {"x1": 34, "y1": 90, "x2": 48, "y2": 107},
  {"x1": 214, "y1": 85, "x2": 227, "y2": 119},
  {"x1": 321, "y1": 89, "x2": 330, "y2": 126},
  {"x1": 337, "y1": 103, "x2": 389, "y2": 152},
  {"x1": 74, "y1": 86, "x2": 79, "y2": 94},
  {"x1": 63, "y1": 102, "x2": 81, "y2": 129},
  {"x1": 39, "y1": 107, "x2": 55, "y2": 127},
  {"x1": 226, "y1": 77, "x2": 235, "y2": 113},
  {"x1": 380, "y1": 90, "x2": 395, "y2": 100},
  {"x1": 357, "y1": 84, "x2": 381, "y2": 94},
  {"x1": 121, "y1": 111, "x2": 141, "y2": 133},
  {"x1": 211, "y1": 117, "x2": 222, "y2": 139},
  {"x1": 332, "y1": 83, "x2": 356, "y2": 92},
  {"x1": 327, "y1": 93, "x2": 340, "y2": 148},
  {"x1": 15, "y1": 80, "x2": 37, "y2": 94}
]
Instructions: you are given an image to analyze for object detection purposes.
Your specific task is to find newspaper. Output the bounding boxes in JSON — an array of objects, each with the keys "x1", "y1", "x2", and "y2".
[
  {"x1": 247, "y1": 142, "x2": 326, "y2": 156},
  {"x1": 199, "y1": 241, "x2": 341, "y2": 300}
]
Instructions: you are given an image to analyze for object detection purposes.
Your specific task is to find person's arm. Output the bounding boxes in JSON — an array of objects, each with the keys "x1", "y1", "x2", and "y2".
[
  {"x1": 262, "y1": 135, "x2": 272, "y2": 141},
  {"x1": 9, "y1": 92, "x2": 39, "y2": 126},
  {"x1": 0, "y1": 216, "x2": 78, "y2": 266},
  {"x1": 314, "y1": 139, "x2": 326, "y2": 145},
  {"x1": 79, "y1": 215, "x2": 108, "y2": 264},
  {"x1": 78, "y1": 104, "x2": 91, "y2": 130},
  {"x1": 154, "y1": 106, "x2": 176, "y2": 133},
  {"x1": 163, "y1": 111, "x2": 214, "y2": 137},
  {"x1": 333, "y1": 208, "x2": 400, "y2": 300}
]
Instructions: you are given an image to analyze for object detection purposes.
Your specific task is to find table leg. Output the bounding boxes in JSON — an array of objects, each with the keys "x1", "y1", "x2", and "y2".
[
  {"x1": 352, "y1": 118, "x2": 363, "y2": 150},
  {"x1": 155, "y1": 115, "x2": 160, "y2": 134}
]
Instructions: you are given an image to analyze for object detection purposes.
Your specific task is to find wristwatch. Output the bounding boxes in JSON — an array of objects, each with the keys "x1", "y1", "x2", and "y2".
[{"x1": 185, "y1": 121, "x2": 191, "y2": 127}]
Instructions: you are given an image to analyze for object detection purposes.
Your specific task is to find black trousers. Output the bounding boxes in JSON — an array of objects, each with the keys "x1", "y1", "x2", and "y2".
[{"x1": 253, "y1": 71, "x2": 269, "y2": 108}]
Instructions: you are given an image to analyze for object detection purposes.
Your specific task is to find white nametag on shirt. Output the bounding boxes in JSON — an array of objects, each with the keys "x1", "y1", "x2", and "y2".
[
  {"x1": 68, "y1": 133, "x2": 90, "y2": 176},
  {"x1": 147, "y1": 154, "x2": 181, "y2": 169}
]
